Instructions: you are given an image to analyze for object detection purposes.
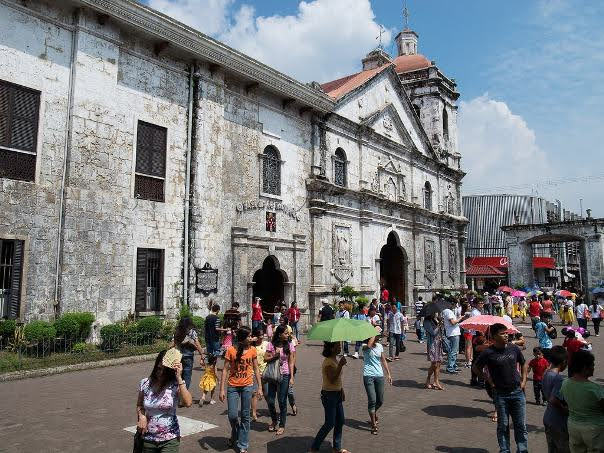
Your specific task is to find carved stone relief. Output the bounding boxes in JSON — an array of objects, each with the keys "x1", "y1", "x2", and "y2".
[
  {"x1": 368, "y1": 157, "x2": 407, "y2": 202},
  {"x1": 332, "y1": 224, "x2": 353, "y2": 283},
  {"x1": 424, "y1": 239, "x2": 436, "y2": 285},
  {"x1": 319, "y1": 127, "x2": 327, "y2": 177},
  {"x1": 448, "y1": 241, "x2": 457, "y2": 282}
]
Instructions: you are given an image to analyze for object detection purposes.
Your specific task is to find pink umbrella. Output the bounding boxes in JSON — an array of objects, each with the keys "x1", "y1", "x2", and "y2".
[
  {"x1": 459, "y1": 315, "x2": 519, "y2": 334},
  {"x1": 511, "y1": 290, "x2": 526, "y2": 297}
]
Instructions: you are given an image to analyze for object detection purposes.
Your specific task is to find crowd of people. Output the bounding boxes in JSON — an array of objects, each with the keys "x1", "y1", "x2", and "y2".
[{"x1": 132, "y1": 290, "x2": 603, "y2": 453}]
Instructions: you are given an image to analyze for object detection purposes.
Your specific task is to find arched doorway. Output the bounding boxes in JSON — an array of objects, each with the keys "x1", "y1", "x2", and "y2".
[
  {"x1": 252, "y1": 256, "x2": 286, "y2": 315},
  {"x1": 379, "y1": 232, "x2": 407, "y2": 303}
]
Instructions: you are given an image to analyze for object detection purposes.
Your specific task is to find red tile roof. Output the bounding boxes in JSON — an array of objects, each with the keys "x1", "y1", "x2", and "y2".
[
  {"x1": 321, "y1": 63, "x2": 392, "y2": 100},
  {"x1": 466, "y1": 264, "x2": 507, "y2": 277},
  {"x1": 393, "y1": 54, "x2": 432, "y2": 73}
]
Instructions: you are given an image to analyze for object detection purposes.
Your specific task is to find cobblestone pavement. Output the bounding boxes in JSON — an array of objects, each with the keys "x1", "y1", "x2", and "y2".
[{"x1": 1, "y1": 326, "x2": 602, "y2": 453}]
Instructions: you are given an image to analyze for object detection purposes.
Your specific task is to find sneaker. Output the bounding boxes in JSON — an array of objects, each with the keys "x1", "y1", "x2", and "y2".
[
  {"x1": 386, "y1": 357, "x2": 393, "y2": 362},
  {"x1": 209, "y1": 400, "x2": 216, "y2": 405},
  {"x1": 352, "y1": 352, "x2": 359, "y2": 359}
]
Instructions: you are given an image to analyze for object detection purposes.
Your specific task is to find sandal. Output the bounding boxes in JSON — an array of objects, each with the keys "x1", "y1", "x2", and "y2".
[
  {"x1": 276, "y1": 427, "x2": 285, "y2": 435},
  {"x1": 371, "y1": 425, "x2": 378, "y2": 435},
  {"x1": 292, "y1": 405, "x2": 298, "y2": 416},
  {"x1": 433, "y1": 384, "x2": 444, "y2": 390},
  {"x1": 424, "y1": 383, "x2": 434, "y2": 390},
  {"x1": 268, "y1": 424, "x2": 276, "y2": 432}
]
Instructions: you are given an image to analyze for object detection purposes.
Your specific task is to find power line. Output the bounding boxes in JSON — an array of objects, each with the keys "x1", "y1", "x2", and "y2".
[{"x1": 463, "y1": 173, "x2": 604, "y2": 194}]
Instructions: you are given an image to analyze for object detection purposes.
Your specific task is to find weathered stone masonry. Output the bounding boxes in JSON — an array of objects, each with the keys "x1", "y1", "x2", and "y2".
[{"x1": 0, "y1": 0, "x2": 467, "y2": 328}]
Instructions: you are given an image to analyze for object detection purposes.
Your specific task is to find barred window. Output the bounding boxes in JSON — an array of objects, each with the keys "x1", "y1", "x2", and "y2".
[
  {"x1": 262, "y1": 145, "x2": 281, "y2": 195},
  {"x1": 135, "y1": 248, "x2": 163, "y2": 312},
  {"x1": 135, "y1": 121, "x2": 166, "y2": 202},
  {"x1": 443, "y1": 107, "x2": 449, "y2": 141},
  {"x1": 424, "y1": 181, "x2": 432, "y2": 211},
  {"x1": 0, "y1": 80, "x2": 41, "y2": 182},
  {"x1": 334, "y1": 148, "x2": 347, "y2": 187}
]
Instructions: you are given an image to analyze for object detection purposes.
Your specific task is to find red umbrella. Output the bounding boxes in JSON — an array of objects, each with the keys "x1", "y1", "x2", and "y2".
[
  {"x1": 497, "y1": 286, "x2": 514, "y2": 293},
  {"x1": 556, "y1": 290, "x2": 573, "y2": 298},
  {"x1": 459, "y1": 315, "x2": 519, "y2": 334}
]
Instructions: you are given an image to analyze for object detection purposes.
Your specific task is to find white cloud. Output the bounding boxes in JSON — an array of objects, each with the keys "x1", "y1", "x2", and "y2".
[
  {"x1": 147, "y1": 0, "x2": 234, "y2": 35},
  {"x1": 458, "y1": 94, "x2": 551, "y2": 193},
  {"x1": 220, "y1": 0, "x2": 391, "y2": 82}
]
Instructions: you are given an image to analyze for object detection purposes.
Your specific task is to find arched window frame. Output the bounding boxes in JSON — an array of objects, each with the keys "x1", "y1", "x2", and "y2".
[
  {"x1": 442, "y1": 106, "x2": 449, "y2": 141},
  {"x1": 423, "y1": 181, "x2": 432, "y2": 211},
  {"x1": 260, "y1": 145, "x2": 282, "y2": 196},
  {"x1": 333, "y1": 148, "x2": 347, "y2": 187}
]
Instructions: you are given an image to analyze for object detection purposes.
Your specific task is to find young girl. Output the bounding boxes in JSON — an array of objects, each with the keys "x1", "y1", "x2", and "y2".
[
  {"x1": 401, "y1": 310, "x2": 409, "y2": 334},
  {"x1": 251, "y1": 328, "x2": 269, "y2": 421},
  {"x1": 199, "y1": 355, "x2": 218, "y2": 406}
]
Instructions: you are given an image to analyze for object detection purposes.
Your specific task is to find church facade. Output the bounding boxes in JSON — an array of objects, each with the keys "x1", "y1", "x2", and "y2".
[{"x1": 0, "y1": 0, "x2": 467, "y2": 326}]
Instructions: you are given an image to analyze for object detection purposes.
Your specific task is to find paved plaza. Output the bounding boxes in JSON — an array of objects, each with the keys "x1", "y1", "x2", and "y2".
[{"x1": 1, "y1": 326, "x2": 602, "y2": 453}]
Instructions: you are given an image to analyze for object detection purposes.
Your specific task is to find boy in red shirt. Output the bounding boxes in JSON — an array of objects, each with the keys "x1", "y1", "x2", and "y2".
[{"x1": 528, "y1": 346, "x2": 549, "y2": 405}]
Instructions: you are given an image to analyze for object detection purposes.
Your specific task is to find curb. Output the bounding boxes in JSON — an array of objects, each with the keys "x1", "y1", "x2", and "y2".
[{"x1": 0, "y1": 353, "x2": 157, "y2": 382}]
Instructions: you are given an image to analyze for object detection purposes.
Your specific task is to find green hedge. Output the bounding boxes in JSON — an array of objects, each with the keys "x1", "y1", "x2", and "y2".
[
  {"x1": 23, "y1": 321, "x2": 56, "y2": 343},
  {"x1": 0, "y1": 320, "x2": 16, "y2": 340},
  {"x1": 136, "y1": 316, "x2": 163, "y2": 339}
]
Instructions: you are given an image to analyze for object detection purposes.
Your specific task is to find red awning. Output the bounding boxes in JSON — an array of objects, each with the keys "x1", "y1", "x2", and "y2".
[
  {"x1": 465, "y1": 264, "x2": 507, "y2": 277},
  {"x1": 465, "y1": 256, "x2": 556, "y2": 270},
  {"x1": 533, "y1": 257, "x2": 556, "y2": 269}
]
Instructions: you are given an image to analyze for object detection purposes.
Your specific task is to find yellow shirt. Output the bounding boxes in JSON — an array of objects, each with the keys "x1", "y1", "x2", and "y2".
[
  {"x1": 255, "y1": 341, "x2": 269, "y2": 374},
  {"x1": 321, "y1": 357, "x2": 342, "y2": 391}
]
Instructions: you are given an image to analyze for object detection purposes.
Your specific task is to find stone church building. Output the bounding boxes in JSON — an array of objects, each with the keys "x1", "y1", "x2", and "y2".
[{"x1": 0, "y1": 0, "x2": 467, "y2": 326}]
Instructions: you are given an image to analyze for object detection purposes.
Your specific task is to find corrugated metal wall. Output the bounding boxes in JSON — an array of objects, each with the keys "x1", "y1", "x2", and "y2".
[{"x1": 462, "y1": 194, "x2": 548, "y2": 257}]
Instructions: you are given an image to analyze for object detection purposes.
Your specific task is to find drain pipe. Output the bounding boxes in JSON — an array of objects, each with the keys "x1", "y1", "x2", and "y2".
[
  {"x1": 183, "y1": 63, "x2": 195, "y2": 308},
  {"x1": 53, "y1": 8, "x2": 80, "y2": 316}
]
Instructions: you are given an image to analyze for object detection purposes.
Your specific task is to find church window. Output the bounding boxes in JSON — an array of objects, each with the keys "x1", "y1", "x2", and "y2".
[
  {"x1": 135, "y1": 121, "x2": 167, "y2": 202},
  {"x1": 135, "y1": 248, "x2": 163, "y2": 312},
  {"x1": 424, "y1": 181, "x2": 433, "y2": 211},
  {"x1": 442, "y1": 107, "x2": 449, "y2": 141},
  {"x1": 334, "y1": 148, "x2": 347, "y2": 187},
  {"x1": 0, "y1": 80, "x2": 41, "y2": 182},
  {"x1": 262, "y1": 145, "x2": 281, "y2": 195}
]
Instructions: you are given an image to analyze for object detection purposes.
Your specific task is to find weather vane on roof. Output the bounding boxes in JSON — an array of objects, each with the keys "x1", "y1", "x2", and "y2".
[
  {"x1": 403, "y1": 0, "x2": 410, "y2": 29},
  {"x1": 376, "y1": 25, "x2": 385, "y2": 50}
]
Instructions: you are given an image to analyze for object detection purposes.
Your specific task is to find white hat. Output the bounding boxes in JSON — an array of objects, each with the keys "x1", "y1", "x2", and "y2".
[{"x1": 320, "y1": 298, "x2": 329, "y2": 304}]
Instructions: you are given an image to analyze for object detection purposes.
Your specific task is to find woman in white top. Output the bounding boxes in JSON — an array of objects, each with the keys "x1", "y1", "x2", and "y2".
[
  {"x1": 575, "y1": 298, "x2": 589, "y2": 330},
  {"x1": 590, "y1": 300, "x2": 603, "y2": 336}
]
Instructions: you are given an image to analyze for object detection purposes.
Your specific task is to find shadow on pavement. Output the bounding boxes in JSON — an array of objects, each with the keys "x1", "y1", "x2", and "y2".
[
  {"x1": 422, "y1": 404, "x2": 488, "y2": 418},
  {"x1": 440, "y1": 378, "x2": 471, "y2": 388},
  {"x1": 392, "y1": 379, "x2": 423, "y2": 389},
  {"x1": 197, "y1": 436, "x2": 230, "y2": 451},
  {"x1": 344, "y1": 418, "x2": 371, "y2": 432},
  {"x1": 435, "y1": 446, "x2": 489, "y2": 453},
  {"x1": 473, "y1": 398, "x2": 494, "y2": 405},
  {"x1": 266, "y1": 435, "x2": 317, "y2": 452}
]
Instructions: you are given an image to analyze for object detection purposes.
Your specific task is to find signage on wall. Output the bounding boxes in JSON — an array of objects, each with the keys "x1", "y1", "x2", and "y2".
[
  {"x1": 235, "y1": 199, "x2": 301, "y2": 221},
  {"x1": 195, "y1": 262, "x2": 218, "y2": 296}
]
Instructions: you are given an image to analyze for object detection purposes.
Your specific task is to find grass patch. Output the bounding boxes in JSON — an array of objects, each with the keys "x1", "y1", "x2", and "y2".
[{"x1": 0, "y1": 339, "x2": 170, "y2": 374}]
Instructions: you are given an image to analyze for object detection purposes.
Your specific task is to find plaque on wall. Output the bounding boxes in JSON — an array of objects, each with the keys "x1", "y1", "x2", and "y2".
[
  {"x1": 332, "y1": 224, "x2": 353, "y2": 283},
  {"x1": 195, "y1": 262, "x2": 218, "y2": 295}
]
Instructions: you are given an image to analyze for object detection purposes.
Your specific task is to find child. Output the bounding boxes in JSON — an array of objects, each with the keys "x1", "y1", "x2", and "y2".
[
  {"x1": 518, "y1": 298, "x2": 528, "y2": 322},
  {"x1": 401, "y1": 310, "x2": 409, "y2": 333},
  {"x1": 528, "y1": 347, "x2": 549, "y2": 405},
  {"x1": 199, "y1": 355, "x2": 218, "y2": 406},
  {"x1": 414, "y1": 317, "x2": 424, "y2": 343}
]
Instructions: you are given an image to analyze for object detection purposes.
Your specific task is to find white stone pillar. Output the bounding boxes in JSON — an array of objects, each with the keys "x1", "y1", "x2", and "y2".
[{"x1": 507, "y1": 238, "x2": 534, "y2": 287}]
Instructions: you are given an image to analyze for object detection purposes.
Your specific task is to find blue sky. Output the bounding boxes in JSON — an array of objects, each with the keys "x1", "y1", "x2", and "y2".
[{"x1": 143, "y1": 0, "x2": 604, "y2": 216}]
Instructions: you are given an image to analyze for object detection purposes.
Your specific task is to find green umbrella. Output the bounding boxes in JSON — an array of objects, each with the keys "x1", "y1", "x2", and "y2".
[{"x1": 307, "y1": 318, "x2": 380, "y2": 342}]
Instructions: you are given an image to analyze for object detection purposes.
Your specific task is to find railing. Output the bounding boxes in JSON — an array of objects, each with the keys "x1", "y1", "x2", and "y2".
[{"x1": 0, "y1": 331, "x2": 170, "y2": 374}]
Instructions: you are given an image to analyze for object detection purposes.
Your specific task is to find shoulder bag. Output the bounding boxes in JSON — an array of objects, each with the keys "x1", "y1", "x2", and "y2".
[
  {"x1": 262, "y1": 358, "x2": 282, "y2": 384},
  {"x1": 133, "y1": 428, "x2": 144, "y2": 453}
]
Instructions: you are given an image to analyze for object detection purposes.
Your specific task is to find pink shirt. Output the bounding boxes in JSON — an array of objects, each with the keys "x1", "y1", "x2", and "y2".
[{"x1": 266, "y1": 341, "x2": 296, "y2": 375}]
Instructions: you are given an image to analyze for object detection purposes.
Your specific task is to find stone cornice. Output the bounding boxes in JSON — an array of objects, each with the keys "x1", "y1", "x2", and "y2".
[{"x1": 74, "y1": 0, "x2": 334, "y2": 113}]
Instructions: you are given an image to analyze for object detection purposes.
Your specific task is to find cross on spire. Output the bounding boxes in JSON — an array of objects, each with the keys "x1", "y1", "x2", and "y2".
[
  {"x1": 376, "y1": 25, "x2": 385, "y2": 49},
  {"x1": 403, "y1": 0, "x2": 410, "y2": 29}
]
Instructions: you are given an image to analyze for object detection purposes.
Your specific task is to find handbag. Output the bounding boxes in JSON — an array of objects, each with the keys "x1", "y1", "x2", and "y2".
[
  {"x1": 584, "y1": 309, "x2": 592, "y2": 321},
  {"x1": 262, "y1": 358, "x2": 282, "y2": 384},
  {"x1": 547, "y1": 326, "x2": 557, "y2": 339},
  {"x1": 133, "y1": 428, "x2": 144, "y2": 453}
]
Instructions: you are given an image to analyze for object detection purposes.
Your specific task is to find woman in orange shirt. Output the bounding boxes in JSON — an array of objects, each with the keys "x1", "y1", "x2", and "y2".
[{"x1": 219, "y1": 326, "x2": 263, "y2": 453}]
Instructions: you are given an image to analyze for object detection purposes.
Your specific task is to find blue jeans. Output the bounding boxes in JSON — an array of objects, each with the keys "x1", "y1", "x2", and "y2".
[
  {"x1": 205, "y1": 340, "x2": 221, "y2": 358},
  {"x1": 311, "y1": 390, "x2": 344, "y2": 451},
  {"x1": 445, "y1": 335, "x2": 460, "y2": 372},
  {"x1": 266, "y1": 374, "x2": 290, "y2": 428},
  {"x1": 342, "y1": 341, "x2": 349, "y2": 354},
  {"x1": 494, "y1": 388, "x2": 528, "y2": 453},
  {"x1": 252, "y1": 320, "x2": 262, "y2": 331},
  {"x1": 227, "y1": 385, "x2": 253, "y2": 451},
  {"x1": 363, "y1": 375, "x2": 384, "y2": 413},
  {"x1": 290, "y1": 321, "x2": 299, "y2": 340},
  {"x1": 389, "y1": 333, "x2": 401, "y2": 357},
  {"x1": 180, "y1": 354, "x2": 194, "y2": 388}
]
